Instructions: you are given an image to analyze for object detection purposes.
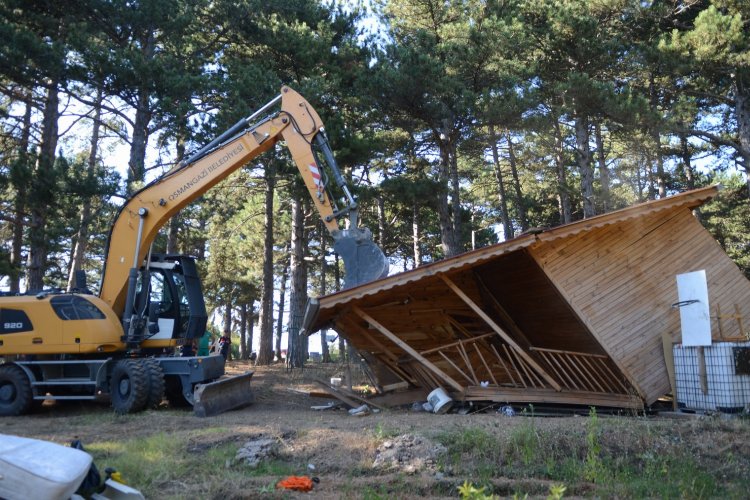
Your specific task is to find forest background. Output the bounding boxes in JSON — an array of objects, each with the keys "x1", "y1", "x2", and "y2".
[{"x1": 1, "y1": 0, "x2": 749, "y2": 367}]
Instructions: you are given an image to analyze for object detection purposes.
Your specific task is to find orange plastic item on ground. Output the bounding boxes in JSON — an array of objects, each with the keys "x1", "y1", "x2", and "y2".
[{"x1": 276, "y1": 476, "x2": 314, "y2": 492}]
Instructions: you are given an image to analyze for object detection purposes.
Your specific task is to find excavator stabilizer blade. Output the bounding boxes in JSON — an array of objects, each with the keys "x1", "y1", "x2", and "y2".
[
  {"x1": 333, "y1": 228, "x2": 389, "y2": 289},
  {"x1": 193, "y1": 371, "x2": 255, "y2": 417}
]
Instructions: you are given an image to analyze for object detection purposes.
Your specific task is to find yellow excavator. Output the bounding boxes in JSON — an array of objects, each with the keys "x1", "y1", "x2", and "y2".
[{"x1": 0, "y1": 86, "x2": 388, "y2": 416}]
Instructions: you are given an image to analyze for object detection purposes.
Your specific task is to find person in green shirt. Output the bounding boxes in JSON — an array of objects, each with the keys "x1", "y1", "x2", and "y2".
[{"x1": 197, "y1": 331, "x2": 211, "y2": 356}]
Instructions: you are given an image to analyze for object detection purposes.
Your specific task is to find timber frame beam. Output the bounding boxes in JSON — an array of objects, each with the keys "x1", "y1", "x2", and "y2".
[
  {"x1": 352, "y1": 305, "x2": 465, "y2": 392},
  {"x1": 439, "y1": 274, "x2": 562, "y2": 392}
]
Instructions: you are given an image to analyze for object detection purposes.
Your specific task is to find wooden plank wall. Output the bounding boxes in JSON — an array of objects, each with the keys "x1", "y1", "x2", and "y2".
[{"x1": 531, "y1": 208, "x2": 750, "y2": 404}]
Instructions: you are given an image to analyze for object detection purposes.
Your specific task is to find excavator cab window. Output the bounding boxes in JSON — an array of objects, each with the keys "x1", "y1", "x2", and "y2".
[
  {"x1": 148, "y1": 271, "x2": 174, "y2": 316},
  {"x1": 173, "y1": 272, "x2": 191, "y2": 336},
  {"x1": 143, "y1": 255, "x2": 207, "y2": 341},
  {"x1": 50, "y1": 295, "x2": 107, "y2": 321},
  {"x1": 134, "y1": 266, "x2": 179, "y2": 339},
  {"x1": 168, "y1": 256, "x2": 208, "y2": 340}
]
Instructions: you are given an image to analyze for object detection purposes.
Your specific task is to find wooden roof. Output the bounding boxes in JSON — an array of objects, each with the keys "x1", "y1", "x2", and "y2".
[{"x1": 307, "y1": 185, "x2": 750, "y2": 408}]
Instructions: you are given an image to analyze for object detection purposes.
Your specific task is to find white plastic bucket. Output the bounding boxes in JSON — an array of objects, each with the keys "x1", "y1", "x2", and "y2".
[{"x1": 427, "y1": 387, "x2": 453, "y2": 414}]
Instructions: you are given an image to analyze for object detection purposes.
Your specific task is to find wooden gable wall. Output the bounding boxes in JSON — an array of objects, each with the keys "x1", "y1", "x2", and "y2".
[{"x1": 530, "y1": 206, "x2": 750, "y2": 404}]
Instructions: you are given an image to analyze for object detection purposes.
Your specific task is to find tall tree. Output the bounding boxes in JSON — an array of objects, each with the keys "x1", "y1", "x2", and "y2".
[
  {"x1": 256, "y1": 161, "x2": 276, "y2": 365},
  {"x1": 286, "y1": 193, "x2": 308, "y2": 368},
  {"x1": 664, "y1": 1, "x2": 750, "y2": 198},
  {"x1": 67, "y1": 88, "x2": 103, "y2": 291}
]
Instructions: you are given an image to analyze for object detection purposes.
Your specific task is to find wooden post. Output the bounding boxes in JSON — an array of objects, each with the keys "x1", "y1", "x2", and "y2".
[
  {"x1": 438, "y1": 351, "x2": 475, "y2": 385},
  {"x1": 661, "y1": 330, "x2": 678, "y2": 410},
  {"x1": 473, "y1": 344, "x2": 498, "y2": 385},
  {"x1": 352, "y1": 306, "x2": 465, "y2": 392},
  {"x1": 335, "y1": 317, "x2": 416, "y2": 385},
  {"x1": 698, "y1": 346, "x2": 708, "y2": 395},
  {"x1": 735, "y1": 304, "x2": 746, "y2": 339},
  {"x1": 491, "y1": 344, "x2": 517, "y2": 386},
  {"x1": 439, "y1": 274, "x2": 562, "y2": 391},
  {"x1": 457, "y1": 343, "x2": 479, "y2": 384}
]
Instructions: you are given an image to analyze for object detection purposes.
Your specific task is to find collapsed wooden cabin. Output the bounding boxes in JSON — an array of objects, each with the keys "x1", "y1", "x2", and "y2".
[{"x1": 305, "y1": 186, "x2": 750, "y2": 410}]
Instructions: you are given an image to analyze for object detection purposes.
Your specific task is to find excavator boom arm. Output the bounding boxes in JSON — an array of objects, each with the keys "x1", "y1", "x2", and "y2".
[{"x1": 99, "y1": 87, "x2": 345, "y2": 315}]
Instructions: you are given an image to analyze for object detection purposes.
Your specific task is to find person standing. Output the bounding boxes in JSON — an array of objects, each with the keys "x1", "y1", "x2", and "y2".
[
  {"x1": 218, "y1": 335, "x2": 231, "y2": 360},
  {"x1": 197, "y1": 331, "x2": 211, "y2": 356}
]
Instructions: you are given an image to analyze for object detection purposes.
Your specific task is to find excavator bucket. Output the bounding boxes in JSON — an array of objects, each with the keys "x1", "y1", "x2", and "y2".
[
  {"x1": 333, "y1": 227, "x2": 389, "y2": 289},
  {"x1": 192, "y1": 371, "x2": 255, "y2": 417}
]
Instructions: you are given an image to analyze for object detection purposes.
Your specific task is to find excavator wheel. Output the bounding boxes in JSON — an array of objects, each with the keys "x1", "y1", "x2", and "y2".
[
  {"x1": 110, "y1": 359, "x2": 149, "y2": 415},
  {"x1": 0, "y1": 364, "x2": 33, "y2": 417},
  {"x1": 142, "y1": 358, "x2": 165, "y2": 409}
]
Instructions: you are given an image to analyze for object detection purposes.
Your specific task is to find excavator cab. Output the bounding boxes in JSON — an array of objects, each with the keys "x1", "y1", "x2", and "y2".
[{"x1": 134, "y1": 255, "x2": 207, "y2": 346}]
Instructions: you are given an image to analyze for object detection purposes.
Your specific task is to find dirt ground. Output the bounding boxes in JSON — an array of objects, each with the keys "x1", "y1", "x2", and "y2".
[{"x1": 2, "y1": 361, "x2": 749, "y2": 499}]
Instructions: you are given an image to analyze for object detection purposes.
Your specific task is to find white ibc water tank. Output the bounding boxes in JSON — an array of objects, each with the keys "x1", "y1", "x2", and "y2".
[{"x1": 673, "y1": 341, "x2": 750, "y2": 413}]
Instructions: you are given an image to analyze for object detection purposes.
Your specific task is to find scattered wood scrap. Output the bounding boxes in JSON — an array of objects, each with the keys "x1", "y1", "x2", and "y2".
[{"x1": 311, "y1": 380, "x2": 386, "y2": 410}]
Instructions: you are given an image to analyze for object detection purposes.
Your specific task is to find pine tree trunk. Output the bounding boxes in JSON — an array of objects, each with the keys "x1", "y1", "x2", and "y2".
[
  {"x1": 735, "y1": 69, "x2": 750, "y2": 198},
  {"x1": 275, "y1": 250, "x2": 289, "y2": 362},
  {"x1": 239, "y1": 304, "x2": 247, "y2": 360},
  {"x1": 437, "y1": 141, "x2": 461, "y2": 257},
  {"x1": 247, "y1": 312, "x2": 255, "y2": 360},
  {"x1": 287, "y1": 196, "x2": 307, "y2": 368},
  {"x1": 412, "y1": 203, "x2": 422, "y2": 268},
  {"x1": 574, "y1": 111, "x2": 595, "y2": 219},
  {"x1": 127, "y1": 89, "x2": 152, "y2": 193},
  {"x1": 506, "y1": 132, "x2": 528, "y2": 232},
  {"x1": 223, "y1": 301, "x2": 232, "y2": 361},
  {"x1": 651, "y1": 128, "x2": 666, "y2": 199},
  {"x1": 376, "y1": 196, "x2": 386, "y2": 248},
  {"x1": 679, "y1": 133, "x2": 695, "y2": 190},
  {"x1": 334, "y1": 253, "x2": 346, "y2": 362},
  {"x1": 67, "y1": 89, "x2": 103, "y2": 291},
  {"x1": 166, "y1": 121, "x2": 188, "y2": 254},
  {"x1": 649, "y1": 75, "x2": 667, "y2": 199},
  {"x1": 645, "y1": 149, "x2": 657, "y2": 200},
  {"x1": 594, "y1": 122, "x2": 611, "y2": 212},
  {"x1": 449, "y1": 140, "x2": 462, "y2": 247},
  {"x1": 489, "y1": 125, "x2": 513, "y2": 240},
  {"x1": 636, "y1": 158, "x2": 646, "y2": 202},
  {"x1": 319, "y1": 223, "x2": 331, "y2": 363},
  {"x1": 27, "y1": 80, "x2": 60, "y2": 291},
  {"x1": 10, "y1": 90, "x2": 32, "y2": 293},
  {"x1": 126, "y1": 31, "x2": 155, "y2": 193},
  {"x1": 552, "y1": 117, "x2": 572, "y2": 224},
  {"x1": 256, "y1": 162, "x2": 276, "y2": 365},
  {"x1": 196, "y1": 218, "x2": 207, "y2": 260}
]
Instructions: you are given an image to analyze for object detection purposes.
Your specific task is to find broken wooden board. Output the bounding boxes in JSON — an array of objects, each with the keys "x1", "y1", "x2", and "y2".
[{"x1": 311, "y1": 380, "x2": 386, "y2": 410}]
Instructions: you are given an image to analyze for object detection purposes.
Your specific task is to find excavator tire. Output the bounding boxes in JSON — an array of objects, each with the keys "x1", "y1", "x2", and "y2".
[
  {"x1": 110, "y1": 359, "x2": 149, "y2": 415},
  {"x1": 141, "y1": 358, "x2": 165, "y2": 409},
  {"x1": 0, "y1": 364, "x2": 33, "y2": 417}
]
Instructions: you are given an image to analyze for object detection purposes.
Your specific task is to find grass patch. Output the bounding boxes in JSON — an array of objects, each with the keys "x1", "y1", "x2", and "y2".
[
  {"x1": 87, "y1": 432, "x2": 190, "y2": 490},
  {"x1": 432, "y1": 414, "x2": 749, "y2": 499},
  {"x1": 373, "y1": 421, "x2": 400, "y2": 440},
  {"x1": 508, "y1": 417, "x2": 540, "y2": 469},
  {"x1": 436, "y1": 426, "x2": 504, "y2": 483},
  {"x1": 85, "y1": 431, "x2": 295, "y2": 497}
]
